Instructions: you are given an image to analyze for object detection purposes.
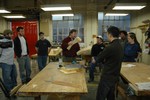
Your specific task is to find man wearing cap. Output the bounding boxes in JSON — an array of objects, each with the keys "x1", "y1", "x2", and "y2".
[
  {"x1": 35, "y1": 32, "x2": 51, "y2": 71},
  {"x1": 0, "y1": 29, "x2": 17, "y2": 93},
  {"x1": 92, "y1": 26, "x2": 123, "y2": 100},
  {"x1": 14, "y1": 27, "x2": 31, "y2": 84},
  {"x1": 88, "y1": 35, "x2": 105, "y2": 82}
]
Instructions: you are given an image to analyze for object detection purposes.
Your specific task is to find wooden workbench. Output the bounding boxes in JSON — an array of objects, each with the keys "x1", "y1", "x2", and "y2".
[
  {"x1": 31, "y1": 48, "x2": 62, "y2": 62},
  {"x1": 121, "y1": 62, "x2": 150, "y2": 96},
  {"x1": 17, "y1": 62, "x2": 88, "y2": 100}
]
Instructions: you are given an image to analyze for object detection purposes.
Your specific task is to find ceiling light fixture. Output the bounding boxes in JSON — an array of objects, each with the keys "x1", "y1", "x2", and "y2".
[
  {"x1": 105, "y1": 13, "x2": 128, "y2": 16},
  {"x1": 113, "y1": 3, "x2": 146, "y2": 10},
  {"x1": 3, "y1": 15, "x2": 26, "y2": 18},
  {"x1": 0, "y1": 9, "x2": 10, "y2": 13},
  {"x1": 41, "y1": 4, "x2": 71, "y2": 11},
  {"x1": 52, "y1": 14, "x2": 74, "y2": 16}
]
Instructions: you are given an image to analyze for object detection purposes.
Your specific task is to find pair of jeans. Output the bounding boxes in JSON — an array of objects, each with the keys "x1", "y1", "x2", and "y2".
[
  {"x1": 89, "y1": 56, "x2": 98, "y2": 81},
  {"x1": 17, "y1": 56, "x2": 31, "y2": 84},
  {"x1": 96, "y1": 78, "x2": 116, "y2": 100},
  {"x1": 89, "y1": 61, "x2": 96, "y2": 81},
  {"x1": 0, "y1": 63, "x2": 17, "y2": 92},
  {"x1": 37, "y1": 56, "x2": 47, "y2": 71}
]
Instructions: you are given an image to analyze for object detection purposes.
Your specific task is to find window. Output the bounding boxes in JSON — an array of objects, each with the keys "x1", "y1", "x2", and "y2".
[
  {"x1": 98, "y1": 12, "x2": 130, "y2": 41},
  {"x1": 52, "y1": 14, "x2": 84, "y2": 44}
]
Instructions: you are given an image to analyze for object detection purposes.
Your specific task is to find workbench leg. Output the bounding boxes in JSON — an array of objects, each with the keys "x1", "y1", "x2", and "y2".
[{"x1": 34, "y1": 95, "x2": 41, "y2": 100}]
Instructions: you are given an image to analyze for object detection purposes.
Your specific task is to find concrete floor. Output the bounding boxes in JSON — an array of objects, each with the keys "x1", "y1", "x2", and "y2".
[{"x1": 0, "y1": 59, "x2": 150, "y2": 100}]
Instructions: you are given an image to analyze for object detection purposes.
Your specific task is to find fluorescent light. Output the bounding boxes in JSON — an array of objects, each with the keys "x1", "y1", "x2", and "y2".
[
  {"x1": 113, "y1": 6, "x2": 145, "y2": 10},
  {"x1": 113, "y1": 3, "x2": 146, "y2": 10},
  {"x1": 52, "y1": 14, "x2": 74, "y2": 16},
  {"x1": 0, "y1": 9, "x2": 10, "y2": 13},
  {"x1": 3, "y1": 15, "x2": 25, "y2": 18},
  {"x1": 41, "y1": 4, "x2": 71, "y2": 11},
  {"x1": 105, "y1": 13, "x2": 128, "y2": 16}
]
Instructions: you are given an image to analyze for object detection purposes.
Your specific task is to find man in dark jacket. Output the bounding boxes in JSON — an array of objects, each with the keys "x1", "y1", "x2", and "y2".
[
  {"x1": 92, "y1": 26, "x2": 123, "y2": 100},
  {"x1": 14, "y1": 27, "x2": 31, "y2": 84},
  {"x1": 88, "y1": 35, "x2": 105, "y2": 82}
]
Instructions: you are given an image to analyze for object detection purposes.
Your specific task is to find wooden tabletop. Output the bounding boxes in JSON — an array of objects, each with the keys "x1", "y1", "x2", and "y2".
[
  {"x1": 121, "y1": 62, "x2": 150, "y2": 96},
  {"x1": 17, "y1": 62, "x2": 88, "y2": 96}
]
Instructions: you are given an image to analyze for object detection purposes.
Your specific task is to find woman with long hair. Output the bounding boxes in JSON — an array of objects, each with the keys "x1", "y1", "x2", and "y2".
[{"x1": 123, "y1": 32, "x2": 142, "y2": 62}]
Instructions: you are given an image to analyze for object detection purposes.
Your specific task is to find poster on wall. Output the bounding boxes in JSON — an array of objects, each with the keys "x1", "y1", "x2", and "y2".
[{"x1": 12, "y1": 21, "x2": 38, "y2": 56}]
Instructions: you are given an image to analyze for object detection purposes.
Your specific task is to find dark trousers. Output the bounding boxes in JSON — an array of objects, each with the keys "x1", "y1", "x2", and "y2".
[
  {"x1": 37, "y1": 56, "x2": 47, "y2": 71},
  {"x1": 0, "y1": 63, "x2": 17, "y2": 92},
  {"x1": 89, "y1": 61, "x2": 96, "y2": 81},
  {"x1": 96, "y1": 78, "x2": 116, "y2": 100}
]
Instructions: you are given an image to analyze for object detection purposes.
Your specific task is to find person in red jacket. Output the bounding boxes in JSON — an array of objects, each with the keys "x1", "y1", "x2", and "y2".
[{"x1": 61, "y1": 29, "x2": 80, "y2": 62}]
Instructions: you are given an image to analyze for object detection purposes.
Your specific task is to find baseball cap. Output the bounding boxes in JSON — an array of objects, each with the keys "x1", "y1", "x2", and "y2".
[
  {"x1": 97, "y1": 35, "x2": 103, "y2": 39},
  {"x1": 3, "y1": 29, "x2": 13, "y2": 35}
]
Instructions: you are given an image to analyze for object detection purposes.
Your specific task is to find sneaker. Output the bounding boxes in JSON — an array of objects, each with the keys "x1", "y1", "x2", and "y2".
[{"x1": 26, "y1": 78, "x2": 31, "y2": 83}]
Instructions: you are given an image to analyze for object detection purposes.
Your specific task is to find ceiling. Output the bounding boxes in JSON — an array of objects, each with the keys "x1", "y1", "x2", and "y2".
[{"x1": 0, "y1": 0, "x2": 150, "y2": 20}]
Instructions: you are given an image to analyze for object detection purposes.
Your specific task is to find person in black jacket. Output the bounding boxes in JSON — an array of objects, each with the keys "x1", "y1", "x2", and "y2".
[
  {"x1": 92, "y1": 26, "x2": 123, "y2": 100},
  {"x1": 88, "y1": 35, "x2": 105, "y2": 82},
  {"x1": 14, "y1": 27, "x2": 31, "y2": 84}
]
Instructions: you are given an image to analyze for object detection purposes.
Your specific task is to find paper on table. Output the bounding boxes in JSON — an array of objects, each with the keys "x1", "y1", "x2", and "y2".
[
  {"x1": 122, "y1": 64, "x2": 136, "y2": 67},
  {"x1": 135, "y1": 82, "x2": 150, "y2": 90}
]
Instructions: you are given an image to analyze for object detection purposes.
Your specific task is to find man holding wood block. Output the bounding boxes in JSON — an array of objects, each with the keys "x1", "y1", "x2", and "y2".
[{"x1": 61, "y1": 29, "x2": 81, "y2": 62}]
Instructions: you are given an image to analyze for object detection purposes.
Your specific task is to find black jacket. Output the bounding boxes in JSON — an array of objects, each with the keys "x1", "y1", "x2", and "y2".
[
  {"x1": 96, "y1": 39, "x2": 123, "y2": 82},
  {"x1": 91, "y1": 43, "x2": 105, "y2": 56},
  {"x1": 14, "y1": 36, "x2": 29, "y2": 58}
]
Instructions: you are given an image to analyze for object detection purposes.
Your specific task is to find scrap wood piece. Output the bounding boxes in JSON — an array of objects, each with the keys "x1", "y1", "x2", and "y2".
[
  {"x1": 10, "y1": 83, "x2": 23, "y2": 96},
  {"x1": 59, "y1": 67, "x2": 81, "y2": 74},
  {"x1": 67, "y1": 37, "x2": 81, "y2": 50},
  {"x1": 51, "y1": 81, "x2": 80, "y2": 88},
  {"x1": 77, "y1": 46, "x2": 91, "y2": 55}
]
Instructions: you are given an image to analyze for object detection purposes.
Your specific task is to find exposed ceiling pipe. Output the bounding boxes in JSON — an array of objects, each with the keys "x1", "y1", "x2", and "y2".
[{"x1": 104, "y1": 0, "x2": 114, "y2": 9}]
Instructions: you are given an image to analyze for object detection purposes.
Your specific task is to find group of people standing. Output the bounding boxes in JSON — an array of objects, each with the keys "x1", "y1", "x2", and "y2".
[
  {"x1": 0, "y1": 25, "x2": 142, "y2": 100},
  {"x1": 0, "y1": 27, "x2": 31, "y2": 93},
  {"x1": 0, "y1": 27, "x2": 51, "y2": 94},
  {"x1": 87, "y1": 27, "x2": 142, "y2": 100}
]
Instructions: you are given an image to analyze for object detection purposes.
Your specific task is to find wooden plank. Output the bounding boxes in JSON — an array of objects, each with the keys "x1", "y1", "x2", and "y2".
[
  {"x1": 48, "y1": 48, "x2": 62, "y2": 57},
  {"x1": 30, "y1": 48, "x2": 62, "y2": 59},
  {"x1": 17, "y1": 62, "x2": 87, "y2": 96},
  {"x1": 0, "y1": 78, "x2": 10, "y2": 97},
  {"x1": 10, "y1": 84, "x2": 22, "y2": 96}
]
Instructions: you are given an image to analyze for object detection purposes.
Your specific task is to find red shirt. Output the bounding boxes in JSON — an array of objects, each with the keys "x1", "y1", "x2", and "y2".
[{"x1": 61, "y1": 36, "x2": 80, "y2": 57}]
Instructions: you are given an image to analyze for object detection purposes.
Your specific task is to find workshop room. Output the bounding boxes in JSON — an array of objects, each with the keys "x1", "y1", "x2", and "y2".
[{"x1": 0, "y1": 0, "x2": 150, "y2": 100}]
